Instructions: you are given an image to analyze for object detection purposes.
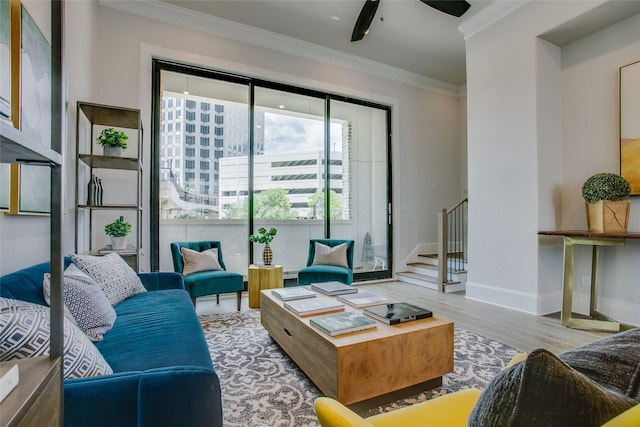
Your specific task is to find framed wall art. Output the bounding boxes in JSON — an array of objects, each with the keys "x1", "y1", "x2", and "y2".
[
  {"x1": 1, "y1": 0, "x2": 20, "y2": 128},
  {"x1": 20, "y1": 3, "x2": 50, "y2": 147},
  {"x1": 0, "y1": 163, "x2": 9, "y2": 210},
  {"x1": 4, "y1": 163, "x2": 50, "y2": 215},
  {"x1": 620, "y1": 59, "x2": 640, "y2": 195}
]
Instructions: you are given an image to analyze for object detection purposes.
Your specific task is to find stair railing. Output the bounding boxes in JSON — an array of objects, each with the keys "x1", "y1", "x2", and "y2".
[{"x1": 437, "y1": 198, "x2": 468, "y2": 292}]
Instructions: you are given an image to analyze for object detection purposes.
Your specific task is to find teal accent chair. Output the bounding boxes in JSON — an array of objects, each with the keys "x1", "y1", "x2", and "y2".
[
  {"x1": 298, "y1": 239, "x2": 355, "y2": 285},
  {"x1": 170, "y1": 241, "x2": 243, "y2": 310}
]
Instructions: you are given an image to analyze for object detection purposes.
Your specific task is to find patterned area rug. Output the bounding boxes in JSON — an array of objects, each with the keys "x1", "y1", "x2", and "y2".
[{"x1": 200, "y1": 310, "x2": 520, "y2": 427}]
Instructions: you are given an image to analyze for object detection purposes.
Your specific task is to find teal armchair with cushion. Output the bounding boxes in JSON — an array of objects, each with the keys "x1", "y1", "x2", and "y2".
[
  {"x1": 298, "y1": 239, "x2": 355, "y2": 285},
  {"x1": 170, "y1": 241, "x2": 243, "y2": 310}
]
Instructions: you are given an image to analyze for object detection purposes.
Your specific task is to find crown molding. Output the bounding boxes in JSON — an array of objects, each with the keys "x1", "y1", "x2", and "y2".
[
  {"x1": 459, "y1": 1, "x2": 530, "y2": 40},
  {"x1": 99, "y1": 0, "x2": 464, "y2": 97}
]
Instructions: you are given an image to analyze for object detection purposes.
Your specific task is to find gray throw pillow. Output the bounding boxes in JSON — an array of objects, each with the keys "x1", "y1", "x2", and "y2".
[
  {"x1": 312, "y1": 242, "x2": 349, "y2": 268},
  {"x1": 43, "y1": 263, "x2": 95, "y2": 326},
  {"x1": 71, "y1": 253, "x2": 146, "y2": 306},
  {"x1": 560, "y1": 327, "x2": 640, "y2": 401},
  {"x1": 44, "y1": 271, "x2": 116, "y2": 342},
  {"x1": 468, "y1": 348, "x2": 636, "y2": 427}
]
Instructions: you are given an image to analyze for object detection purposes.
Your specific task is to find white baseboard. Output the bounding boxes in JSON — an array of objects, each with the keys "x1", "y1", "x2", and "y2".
[
  {"x1": 487, "y1": 286, "x2": 640, "y2": 327},
  {"x1": 465, "y1": 281, "x2": 538, "y2": 314}
]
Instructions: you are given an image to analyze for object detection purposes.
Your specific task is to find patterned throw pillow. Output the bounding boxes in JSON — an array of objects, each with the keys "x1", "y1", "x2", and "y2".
[
  {"x1": 71, "y1": 253, "x2": 146, "y2": 306},
  {"x1": 180, "y1": 247, "x2": 222, "y2": 275},
  {"x1": 468, "y1": 348, "x2": 636, "y2": 427},
  {"x1": 43, "y1": 263, "x2": 92, "y2": 326},
  {"x1": 0, "y1": 298, "x2": 113, "y2": 379},
  {"x1": 44, "y1": 271, "x2": 116, "y2": 342},
  {"x1": 312, "y1": 242, "x2": 349, "y2": 268}
]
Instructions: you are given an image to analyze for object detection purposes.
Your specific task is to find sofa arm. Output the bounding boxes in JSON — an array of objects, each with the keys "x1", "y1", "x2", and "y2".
[
  {"x1": 64, "y1": 366, "x2": 222, "y2": 427},
  {"x1": 602, "y1": 404, "x2": 640, "y2": 427},
  {"x1": 314, "y1": 397, "x2": 374, "y2": 427},
  {"x1": 138, "y1": 272, "x2": 184, "y2": 291}
]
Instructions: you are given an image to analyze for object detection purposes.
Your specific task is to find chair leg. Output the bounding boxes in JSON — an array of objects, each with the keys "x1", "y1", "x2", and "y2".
[
  {"x1": 236, "y1": 291, "x2": 242, "y2": 311},
  {"x1": 216, "y1": 294, "x2": 220, "y2": 305}
]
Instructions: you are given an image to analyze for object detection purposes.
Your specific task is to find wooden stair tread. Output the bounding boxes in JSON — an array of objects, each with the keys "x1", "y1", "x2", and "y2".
[
  {"x1": 397, "y1": 271, "x2": 460, "y2": 285},
  {"x1": 406, "y1": 262, "x2": 467, "y2": 274}
]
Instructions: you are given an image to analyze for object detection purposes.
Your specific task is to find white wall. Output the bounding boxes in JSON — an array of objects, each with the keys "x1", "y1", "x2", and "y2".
[
  {"x1": 465, "y1": 1, "x2": 640, "y2": 325},
  {"x1": 559, "y1": 12, "x2": 640, "y2": 324},
  {"x1": 88, "y1": 3, "x2": 463, "y2": 273}
]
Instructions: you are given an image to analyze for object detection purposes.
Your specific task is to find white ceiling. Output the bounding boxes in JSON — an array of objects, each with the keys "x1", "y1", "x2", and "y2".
[{"x1": 163, "y1": 0, "x2": 494, "y2": 86}]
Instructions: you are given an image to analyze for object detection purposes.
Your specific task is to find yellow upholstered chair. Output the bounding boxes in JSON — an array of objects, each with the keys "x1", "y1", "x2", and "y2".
[{"x1": 314, "y1": 352, "x2": 640, "y2": 427}]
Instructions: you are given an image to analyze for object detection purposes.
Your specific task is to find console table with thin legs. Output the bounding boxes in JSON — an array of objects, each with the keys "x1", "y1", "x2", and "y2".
[{"x1": 538, "y1": 230, "x2": 640, "y2": 331}]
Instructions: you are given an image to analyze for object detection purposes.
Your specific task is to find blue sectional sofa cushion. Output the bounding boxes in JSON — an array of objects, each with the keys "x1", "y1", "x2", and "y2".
[{"x1": 0, "y1": 258, "x2": 223, "y2": 427}]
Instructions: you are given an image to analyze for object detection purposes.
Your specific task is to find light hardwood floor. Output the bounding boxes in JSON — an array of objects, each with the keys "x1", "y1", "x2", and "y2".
[{"x1": 196, "y1": 280, "x2": 612, "y2": 354}]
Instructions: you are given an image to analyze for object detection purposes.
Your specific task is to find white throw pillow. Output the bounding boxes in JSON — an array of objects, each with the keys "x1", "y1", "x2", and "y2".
[
  {"x1": 312, "y1": 242, "x2": 349, "y2": 268},
  {"x1": 71, "y1": 253, "x2": 146, "y2": 306},
  {"x1": 0, "y1": 298, "x2": 113, "y2": 379},
  {"x1": 180, "y1": 247, "x2": 222, "y2": 275}
]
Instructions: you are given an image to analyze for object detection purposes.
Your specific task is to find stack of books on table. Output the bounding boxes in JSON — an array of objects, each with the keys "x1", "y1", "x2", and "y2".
[
  {"x1": 363, "y1": 302, "x2": 433, "y2": 325},
  {"x1": 337, "y1": 291, "x2": 389, "y2": 308},
  {"x1": 271, "y1": 287, "x2": 316, "y2": 301},
  {"x1": 310, "y1": 281, "x2": 358, "y2": 296},
  {"x1": 284, "y1": 296, "x2": 345, "y2": 317},
  {"x1": 310, "y1": 312, "x2": 377, "y2": 336}
]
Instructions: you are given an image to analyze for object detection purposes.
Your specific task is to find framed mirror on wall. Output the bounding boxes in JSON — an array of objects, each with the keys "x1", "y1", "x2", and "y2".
[{"x1": 620, "y1": 59, "x2": 640, "y2": 195}]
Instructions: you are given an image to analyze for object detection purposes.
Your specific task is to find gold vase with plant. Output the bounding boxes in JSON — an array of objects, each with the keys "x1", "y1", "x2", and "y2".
[{"x1": 250, "y1": 227, "x2": 277, "y2": 265}]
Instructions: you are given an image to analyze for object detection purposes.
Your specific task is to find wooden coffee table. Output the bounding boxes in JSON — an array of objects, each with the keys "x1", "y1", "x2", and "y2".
[{"x1": 260, "y1": 289, "x2": 454, "y2": 405}]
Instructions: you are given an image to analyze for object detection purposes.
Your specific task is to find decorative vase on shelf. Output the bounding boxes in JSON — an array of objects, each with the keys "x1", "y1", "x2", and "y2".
[
  {"x1": 111, "y1": 236, "x2": 127, "y2": 250},
  {"x1": 103, "y1": 146, "x2": 124, "y2": 157},
  {"x1": 96, "y1": 178, "x2": 104, "y2": 206},
  {"x1": 262, "y1": 244, "x2": 273, "y2": 266},
  {"x1": 87, "y1": 175, "x2": 97, "y2": 205}
]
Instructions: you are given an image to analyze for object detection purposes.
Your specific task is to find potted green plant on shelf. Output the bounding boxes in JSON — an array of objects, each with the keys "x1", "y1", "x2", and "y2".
[
  {"x1": 105, "y1": 217, "x2": 132, "y2": 250},
  {"x1": 97, "y1": 127, "x2": 128, "y2": 156},
  {"x1": 582, "y1": 172, "x2": 631, "y2": 233},
  {"x1": 250, "y1": 227, "x2": 278, "y2": 265}
]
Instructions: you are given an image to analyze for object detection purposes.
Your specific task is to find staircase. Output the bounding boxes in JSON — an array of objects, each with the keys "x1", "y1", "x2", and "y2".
[
  {"x1": 397, "y1": 198, "x2": 468, "y2": 292},
  {"x1": 397, "y1": 252, "x2": 467, "y2": 293}
]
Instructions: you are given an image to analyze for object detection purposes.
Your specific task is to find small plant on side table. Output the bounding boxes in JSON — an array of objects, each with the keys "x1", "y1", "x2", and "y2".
[{"x1": 582, "y1": 172, "x2": 631, "y2": 233}]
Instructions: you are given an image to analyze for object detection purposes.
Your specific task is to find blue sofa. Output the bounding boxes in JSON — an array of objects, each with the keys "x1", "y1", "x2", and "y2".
[{"x1": 0, "y1": 258, "x2": 223, "y2": 427}]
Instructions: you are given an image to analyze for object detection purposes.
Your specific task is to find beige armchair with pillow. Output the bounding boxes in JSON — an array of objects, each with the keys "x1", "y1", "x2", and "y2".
[{"x1": 298, "y1": 239, "x2": 355, "y2": 285}]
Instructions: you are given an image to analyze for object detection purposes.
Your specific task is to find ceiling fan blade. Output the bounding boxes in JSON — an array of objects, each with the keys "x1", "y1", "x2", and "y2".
[
  {"x1": 351, "y1": 0, "x2": 380, "y2": 42},
  {"x1": 420, "y1": 0, "x2": 471, "y2": 18}
]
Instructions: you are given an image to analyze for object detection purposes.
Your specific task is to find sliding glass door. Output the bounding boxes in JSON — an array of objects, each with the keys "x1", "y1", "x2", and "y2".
[
  {"x1": 152, "y1": 60, "x2": 391, "y2": 281},
  {"x1": 155, "y1": 70, "x2": 250, "y2": 274}
]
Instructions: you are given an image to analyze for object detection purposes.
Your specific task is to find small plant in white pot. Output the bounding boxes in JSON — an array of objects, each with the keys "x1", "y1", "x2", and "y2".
[
  {"x1": 582, "y1": 172, "x2": 632, "y2": 233},
  {"x1": 98, "y1": 127, "x2": 128, "y2": 156},
  {"x1": 105, "y1": 217, "x2": 132, "y2": 250}
]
